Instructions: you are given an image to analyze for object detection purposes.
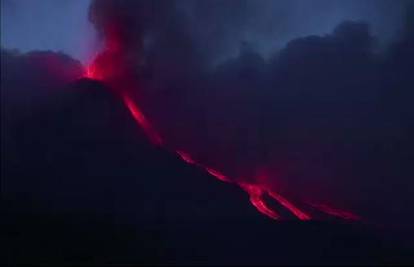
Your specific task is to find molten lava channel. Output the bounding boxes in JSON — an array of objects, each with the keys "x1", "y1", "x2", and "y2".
[{"x1": 83, "y1": 46, "x2": 359, "y2": 222}]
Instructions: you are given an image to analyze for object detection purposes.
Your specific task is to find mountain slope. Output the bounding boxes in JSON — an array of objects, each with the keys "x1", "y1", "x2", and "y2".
[{"x1": 3, "y1": 78, "x2": 412, "y2": 264}]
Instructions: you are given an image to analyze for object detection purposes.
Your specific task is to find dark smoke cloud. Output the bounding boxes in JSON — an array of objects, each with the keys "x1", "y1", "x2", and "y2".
[
  {"x1": 88, "y1": 0, "x2": 414, "y2": 230},
  {"x1": 87, "y1": 0, "x2": 409, "y2": 65},
  {"x1": 0, "y1": 0, "x2": 408, "y2": 63}
]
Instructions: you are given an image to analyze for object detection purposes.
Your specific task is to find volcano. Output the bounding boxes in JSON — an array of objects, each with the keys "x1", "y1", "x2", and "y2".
[{"x1": 3, "y1": 76, "x2": 411, "y2": 265}]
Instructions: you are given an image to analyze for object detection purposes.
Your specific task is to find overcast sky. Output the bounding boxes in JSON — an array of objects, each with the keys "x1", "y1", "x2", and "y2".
[{"x1": 0, "y1": 0, "x2": 408, "y2": 63}]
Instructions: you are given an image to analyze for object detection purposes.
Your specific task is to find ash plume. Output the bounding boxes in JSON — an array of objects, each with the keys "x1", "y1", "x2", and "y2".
[{"x1": 87, "y1": 0, "x2": 414, "y2": 229}]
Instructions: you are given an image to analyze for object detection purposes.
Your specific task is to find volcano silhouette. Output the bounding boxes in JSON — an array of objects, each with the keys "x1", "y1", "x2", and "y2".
[{"x1": 3, "y1": 79, "x2": 410, "y2": 265}]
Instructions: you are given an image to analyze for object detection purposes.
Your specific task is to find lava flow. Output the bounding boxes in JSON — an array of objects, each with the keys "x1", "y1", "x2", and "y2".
[
  {"x1": 83, "y1": 25, "x2": 359, "y2": 221},
  {"x1": 122, "y1": 94, "x2": 163, "y2": 145},
  {"x1": 309, "y1": 203, "x2": 361, "y2": 221},
  {"x1": 85, "y1": 58, "x2": 310, "y2": 220}
]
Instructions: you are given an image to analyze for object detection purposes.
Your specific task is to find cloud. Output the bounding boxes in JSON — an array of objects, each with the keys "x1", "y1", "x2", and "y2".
[
  {"x1": 0, "y1": 0, "x2": 95, "y2": 63},
  {"x1": 87, "y1": 0, "x2": 414, "y2": 227}
]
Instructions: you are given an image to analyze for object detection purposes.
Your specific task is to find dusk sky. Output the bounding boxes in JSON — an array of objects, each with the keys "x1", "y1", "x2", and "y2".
[{"x1": 1, "y1": 0, "x2": 408, "y2": 63}]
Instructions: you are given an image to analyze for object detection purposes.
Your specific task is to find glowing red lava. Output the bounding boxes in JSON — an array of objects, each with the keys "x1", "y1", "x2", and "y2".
[
  {"x1": 176, "y1": 150, "x2": 231, "y2": 183},
  {"x1": 85, "y1": 65, "x2": 98, "y2": 80},
  {"x1": 268, "y1": 192, "x2": 311, "y2": 221},
  {"x1": 309, "y1": 203, "x2": 361, "y2": 221},
  {"x1": 83, "y1": 32, "x2": 359, "y2": 221},
  {"x1": 176, "y1": 150, "x2": 197, "y2": 165},
  {"x1": 175, "y1": 147, "x2": 305, "y2": 220},
  {"x1": 204, "y1": 167, "x2": 231, "y2": 183},
  {"x1": 240, "y1": 183, "x2": 280, "y2": 220},
  {"x1": 122, "y1": 94, "x2": 163, "y2": 145}
]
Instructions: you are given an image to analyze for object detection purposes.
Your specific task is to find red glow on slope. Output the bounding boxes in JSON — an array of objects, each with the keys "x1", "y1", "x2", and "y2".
[
  {"x1": 122, "y1": 94, "x2": 163, "y2": 145},
  {"x1": 84, "y1": 52, "x2": 317, "y2": 221},
  {"x1": 176, "y1": 150, "x2": 230, "y2": 183},
  {"x1": 176, "y1": 148, "x2": 308, "y2": 220},
  {"x1": 176, "y1": 150, "x2": 196, "y2": 165},
  {"x1": 309, "y1": 203, "x2": 361, "y2": 221},
  {"x1": 240, "y1": 183, "x2": 280, "y2": 220},
  {"x1": 268, "y1": 192, "x2": 311, "y2": 221},
  {"x1": 83, "y1": 24, "x2": 359, "y2": 222},
  {"x1": 204, "y1": 167, "x2": 231, "y2": 183}
]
